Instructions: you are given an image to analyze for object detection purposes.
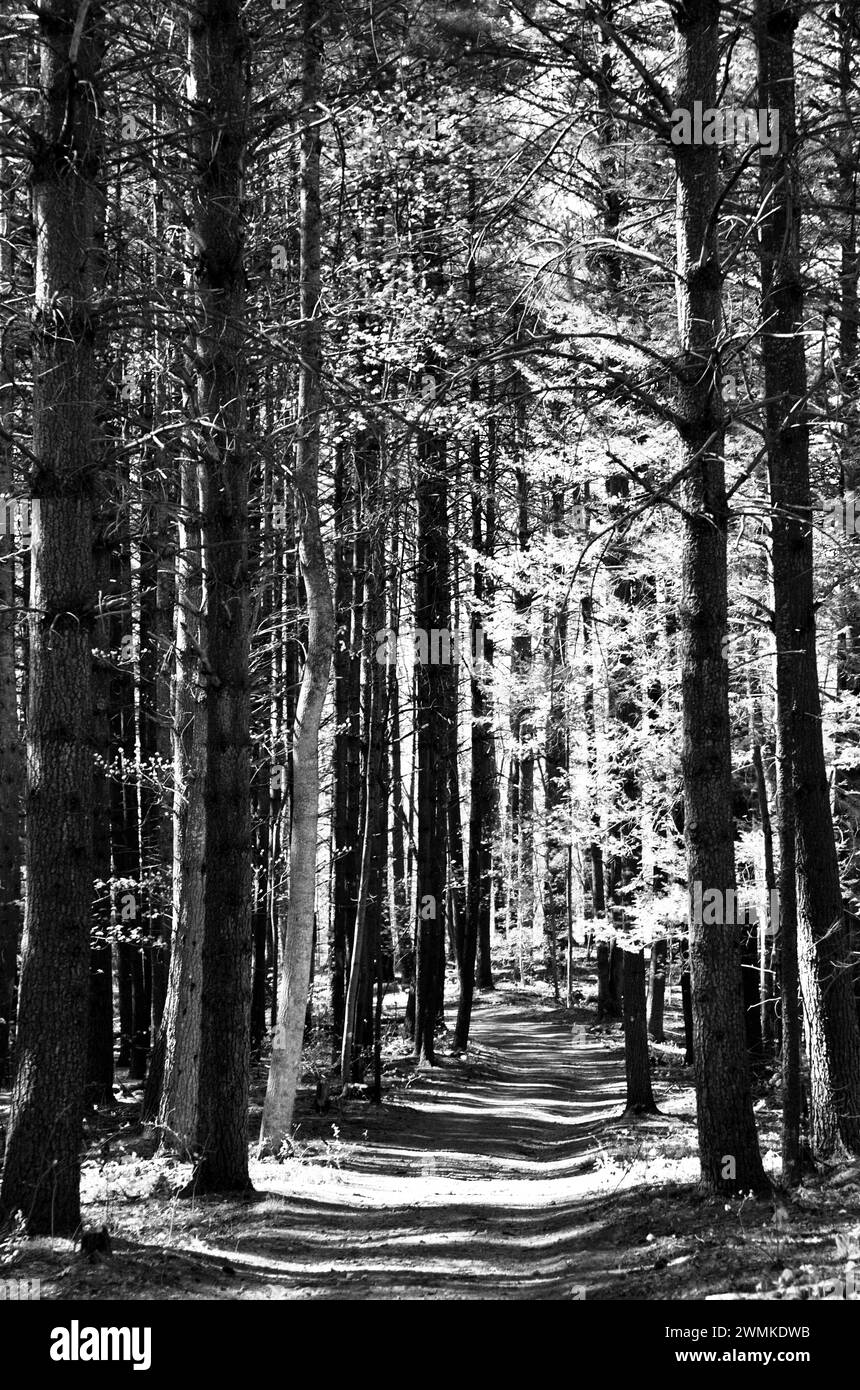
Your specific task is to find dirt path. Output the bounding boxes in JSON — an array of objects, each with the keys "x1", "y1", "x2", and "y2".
[
  {"x1": 11, "y1": 978, "x2": 856, "y2": 1301},
  {"x1": 66, "y1": 984, "x2": 678, "y2": 1301},
  {"x1": 18, "y1": 980, "x2": 790, "y2": 1302},
  {"x1": 226, "y1": 988, "x2": 632, "y2": 1299}
]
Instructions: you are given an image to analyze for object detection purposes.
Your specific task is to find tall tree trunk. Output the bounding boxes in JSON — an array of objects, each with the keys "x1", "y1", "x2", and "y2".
[
  {"x1": 330, "y1": 445, "x2": 362, "y2": 1049},
  {"x1": 412, "y1": 149, "x2": 452, "y2": 1062},
  {"x1": 455, "y1": 372, "x2": 491, "y2": 1051},
  {"x1": 673, "y1": 0, "x2": 766, "y2": 1194},
  {"x1": 112, "y1": 534, "x2": 147, "y2": 1081},
  {"x1": 342, "y1": 425, "x2": 386, "y2": 1079},
  {"x1": 0, "y1": 156, "x2": 23, "y2": 1089},
  {"x1": 476, "y1": 398, "x2": 498, "y2": 992},
  {"x1": 0, "y1": 0, "x2": 102, "y2": 1234},
  {"x1": 757, "y1": 0, "x2": 860, "y2": 1157},
  {"x1": 510, "y1": 390, "x2": 534, "y2": 982},
  {"x1": 776, "y1": 730, "x2": 802, "y2": 1183},
  {"x1": 186, "y1": 0, "x2": 254, "y2": 1193},
  {"x1": 141, "y1": 450, "x2": 175, "y2": 1043},
  {"x1": 751, "y1": 742, "x2": 779, "y2": 1052},
  {"x1": 413, "y1": 443, "x2": 451, "y2": 1063},
  {"x1": 154, "y1": 429, "x2": 206, "y2": 1144},
  {"x1": 581, "y1": 585, "x2": 610, "y2": 1004},
  {"x1": 88, "y1": 524, "x2": 114, "y2": 1106},
  {"x1": 543, "y1": 485, "x2": 568, "y2": 1001},
  {"x1": 259, "y1": 0, "x2": 334, "y2": 1147},
  {"x1": 341, "y1": 544, "x2": 385, "y2": 1084}
]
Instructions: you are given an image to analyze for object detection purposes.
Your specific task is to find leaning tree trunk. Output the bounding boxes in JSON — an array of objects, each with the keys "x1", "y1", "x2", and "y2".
[
  {"x1": 0, "y1": 0, "x2": 102, "y2": 1234},
  {"x1": 259, "y1": 0, "x2": 335, "y2": 1148},
  {"x1": 673, "y1": 0, "x2": 767, "y2": 1194},
  {"x1": 756, "y1": 0, "x2": 860, "y2": 1159}
]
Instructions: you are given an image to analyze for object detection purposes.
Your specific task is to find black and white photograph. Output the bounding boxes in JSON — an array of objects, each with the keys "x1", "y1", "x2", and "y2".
[{"x1": 0, "y1": 0, "x2": 858, "y2": 1358}]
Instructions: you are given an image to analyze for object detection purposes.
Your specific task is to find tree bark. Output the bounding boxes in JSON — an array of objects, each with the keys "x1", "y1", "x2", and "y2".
[
  {"x1": 259, "y1": 0, "x2": 334, "y2": 1147},
  {"x1": 0, "y1": 0, "x2": 102, "y2": 1234},
  {"x1": 0, "y1": 153, "x2": 23, "y2": 1090},
  {"x1": 330, "y1": 445, "x2": 362, "y2": 1049},
  {"x1": 623, "y1": 948, "x2": 657, "y2": 1115},
  {"x1": 647, "y1": 937, "x2": 667, "y2": 1044},
  {"x1": 756, "y1": 0, "x2": 860, "y2": 1158},
  {"x1": 543, "y1": 485, "x2": 568, "y2": 1000},
  {"x1": 413, "y1": 446, "x2": 451, "y2": 1063},
  {"x1": 510, "y1": 387, "x2": 534, "y2": 982},
  {"x1": 673, "y1": 0, "x2": 766, "y2": 1194},
  {"x1": 476, "y1": 397, "x2": 498, "y2": 992}
]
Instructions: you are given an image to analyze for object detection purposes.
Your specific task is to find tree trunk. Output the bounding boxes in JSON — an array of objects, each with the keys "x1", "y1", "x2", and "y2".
[
  {"x1": 183, "y1": 0, "x2": 253, "y2": 1194},
  {"x1": 0, "y1": 0, "x2": 102, "y2": 1234},
  {"x1": 153, "y1": 434, "x2": 206, "y2": 1145},
  {"x1": 413, "y1": 447, "x2": 451, "y2": 1063},
  {"x1": 455, "y1": 381, "x2": 491, "y2": 1051},
  {"x1": 88, "y1": 525, "x2": 114, "y2": 1107},
  {"x1": 680, "y1": 938, "x2": 694, "y2": 1066},
  {"x1": 757, "y1": 0, "x2": 860, "y2": 1158},
  {"x1": 340, "y1": 578, "x2": 383, "y2": 1085},
  {"x1": 330, "y1": 445, "x2": 362, "y2": 1049},
  {"x1": 147, "y1": 469, "x2": 175, "y2": 1039},
  {"x1": 673, "y1": 0, "x2": 766, "y2": 1194},
  {"x1": 111, "y1": 531, "x2": 147, "y2": 1081},
  {"x1": 543, "y1": 485, "x2": 568, "y2": 1000},
  {"x1": 510, "y1": 393, "x2": 534, "y2": 983},
  {"x1": 752, "y1": 742, "x2": 779, "y2": 1051},
  {"x1": 259, "y1": 0, "x2": 334, "y2": 1147},
  {"x1": 623, "y1": 948, "x2": 657, "y2": 1115},
  {"x1": 647, "y1": 937, "x2": 667, "y2": 1043},
  {"x1": 776, "y1": 731, "x2": 803, "y2": 1183},
  {"x1": 476, "y1": 399, "x2": 498, "y2": 992},
  {"x1": 0, "y1": 156, "x2": 23, "y2": 1090},
  {"x1": 412, "y1": 166, "x2": 452, "y2": 1062},
  {"x1": 342, "y1": 428, "x2": 386, "y2": 1081}
]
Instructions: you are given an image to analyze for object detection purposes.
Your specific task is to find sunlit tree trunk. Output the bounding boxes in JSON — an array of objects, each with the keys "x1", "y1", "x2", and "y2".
[{"x1": 260, "y1": 0, "x2": 334, "y2": 1146}]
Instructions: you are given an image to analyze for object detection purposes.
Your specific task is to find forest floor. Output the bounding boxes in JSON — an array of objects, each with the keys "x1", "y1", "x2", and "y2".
[{"x1": 3, "y1": 952, "x2": 860, "y2": 1300}]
